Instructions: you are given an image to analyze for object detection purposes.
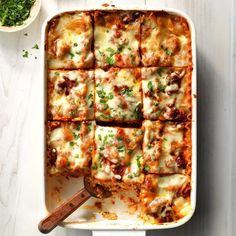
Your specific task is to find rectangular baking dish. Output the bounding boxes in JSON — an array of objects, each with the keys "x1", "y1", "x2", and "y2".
[{"x1": 41, "y1": 5, "x2": 197, "y2": 235}]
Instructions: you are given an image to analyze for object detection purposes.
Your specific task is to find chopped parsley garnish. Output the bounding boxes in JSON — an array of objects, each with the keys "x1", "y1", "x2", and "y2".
[
  {"x1": 155, "y1": 110, "x2": 162, "y2": 117},
  {"x1": 158, "y1": 83, "x2": 166, "y2": 92},
  {"x1": 136, "y1": 155, "x2": 142, "y2": 168},
  {"x1": 105, "y1": 46, "x2": 125, "y2": 65},
  {"x1": 133, "y1": 172, "x2": 140, "y2": 177},
  {"x1": 0, "y1": 0, "x2": 36, "y2": 26},
  {"x1": 119, "y1": 87, "x2": 133, "y2": 97},
  {"x1": 157, "y1": 68, "x2": 163, "y2": 76},
  {"x1": 22, "y1": 50, "x2": 29, "y2": 58},
  {"x1": 92, "y1": 165, "x2": 98, "y2": 170},
  {"x1": 144, "y1": 165, "x2": 150, "y2": 172},
  {"x1": 106, "y1": 55, "x2": 115, "y2": 65},
  {"x1": 117, "y1": 146, "x2": 125, "y2": 152},
  {"x1": 107, "y1": 92, "x2": 113, "y2": 99},
  {"x1": 147, "y1": 81, "x2": 154, "y2": 92},
  {"x1": 102, "y1": 103, "x2": 109, "y2": 110},
  {"x1": 68, "y1": 52, "x2": 75, "y2": 59},
  {"x1": 73, "y1": 43, "x2": 78, "y2": 47},
  {"x1": 97, "y1": 90, "x2": 106, "y2": 99},
  {"x1": 87, "y1": 93, "x2": 93, "y2": 100},
  {"x1": 97, "y1": 89, "x2": 113, "y2": 100},
  {"x1": 69, "y1": 142, "x2": 74, "y2": 147},
  {"x1": 87, "y1": 123, "x2": 92, "y2": 132},
  {"x1": 161, "y1": 45, "x2": 173, "y2": 56},
  {"x1": 54, "y1": 71, "x2": 60, "y2": 76},
  {"x1": 127, "y1": 174, "x2": 133, "y2": 179},
  {"x1": 76, "y1": 124, "x2": 81, "y2": 131},
  {"x1": 117, "y1": 44, "x2": 125, "y2": 52},
  {"x1": 73, "y1": 132, "x2": 80, "y2": 139},
  {"x1": 100, "y1": 99, "x2": 107, "y2": 104},
  {"x1": 163, "y1": 137, "x2": 168, "y2": 141},
  {"x1": 134, "y1": 103, "x2": 142, "y2": 120},
  {"x1": 32, "y1": 44, "x2": 39, "y2": 49},
  {"x1": 76, "y1": 51, "x2": 82, "y2": 55}
]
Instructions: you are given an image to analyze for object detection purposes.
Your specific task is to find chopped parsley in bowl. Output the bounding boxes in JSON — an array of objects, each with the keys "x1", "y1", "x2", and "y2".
[{"x1": 0, "y1": 0, "x2": 41, "y2": 32}]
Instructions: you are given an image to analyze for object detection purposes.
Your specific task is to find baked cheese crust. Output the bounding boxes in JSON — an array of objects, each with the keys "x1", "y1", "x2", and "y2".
[
  {"x1": 48, "y1": 70, "x2": 94, "y2": 121},
  {"x1": 140, "y1": 174, "x2": 191, "y2": 223},
  {"x1": 47, "y1": 12, "x2": 94, "y2": 69},
  {"x1": 142, "y1": 67, "x2": 192, "y2": 121},
  {"x1": 143, "y1": 121, "x2": 191, "y2": 175},
  {"x1": 92, "y1": 125, "x2": 144, "y2": 185},
  {"x1": 94, "y1": 11, "x2": 141, "y2": 68},
  {"x1": 141, "y1": 11, "x2": 192, "y2": 67},
  {"x1": 95, "y1": 68, "x2": 142, "y2": 122},
  {"x1": 47, "y1": 121, "x2": 95, "y2": 176}
]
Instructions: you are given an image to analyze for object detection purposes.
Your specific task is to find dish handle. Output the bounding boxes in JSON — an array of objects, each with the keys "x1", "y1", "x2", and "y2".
[{"x1": 92, "y1": 231, "x2": 146, "y2": 236}]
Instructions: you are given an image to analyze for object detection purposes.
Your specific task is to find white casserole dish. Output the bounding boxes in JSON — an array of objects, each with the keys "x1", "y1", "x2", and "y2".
[{"x1": 41, "y1": 5, "x2": 197, "y2": 236}]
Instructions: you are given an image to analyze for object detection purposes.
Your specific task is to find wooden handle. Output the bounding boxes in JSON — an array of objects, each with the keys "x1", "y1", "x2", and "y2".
[{"x1": 38, "y1": 188, "x2": 91, "y2": 234}]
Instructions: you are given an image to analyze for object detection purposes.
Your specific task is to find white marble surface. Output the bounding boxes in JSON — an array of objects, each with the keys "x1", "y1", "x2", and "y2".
[{"x1": 0, "y1": 0, "x2": 235, "y2": 235}]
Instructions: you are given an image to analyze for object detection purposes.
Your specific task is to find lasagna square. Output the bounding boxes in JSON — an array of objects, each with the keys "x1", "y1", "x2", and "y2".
[
  {"x1": 140, "y1": 174, "x2": 191, "y2": 223},
  {"x1": 94, "y1": 11, "x2": 141, "y2": 68},
  {"x1": 141, "y1": 12, "x2": 191, "y2": 67},
  {"x1": 47, "y1": 121, "x2": 95, "y2": 176},
  {"x1": 142, "y1": 121, "x2": 191, "y2": 174},
  {"x1": 142, "y1": 67, "x2": 192, "y2": 121},
  {"x1": 48, "y1": 70, "x2": 94, "y2": 121},
  {"x1": 47, "y1": 12, "x2": 94, "y2": 69},
  {"x1": 95, "y1": 68, "x2": 142, "y2": 122},
  {"x1": 92, "y1": 126, "x2": 144, "y2": 185}
]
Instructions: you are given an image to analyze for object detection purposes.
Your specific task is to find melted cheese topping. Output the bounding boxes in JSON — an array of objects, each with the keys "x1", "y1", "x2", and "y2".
[
  {"x1": 92, "y1": 126, "x2": 144, "y2": 183},
  {"x1": 48, "y1": 70, "x2": 94, "y2": 121},
  {"x1": 94, "y1": 11, "x2": 140, "y2": 67},
  {"x1": 140, "y1": 174, "x2": 191, "y2": 222},
  {"x1": 143, "y1": 120, "x2": 191, "y2": 174},
  {"x1": 95, "y1": 68, "x2": 142, "y2": 122},
  {"x1": 47, "y1": 121, "x2": 95, "y2": 176},
  {"x1": 142, "y1": 67, "x2": 191, "y2": 121},
  {"x1": 141, "y1": 12, "x2": 191, "y2": 66},
  {"x1": 47, "y1": 12, "x2": 94, "y2": 69}
]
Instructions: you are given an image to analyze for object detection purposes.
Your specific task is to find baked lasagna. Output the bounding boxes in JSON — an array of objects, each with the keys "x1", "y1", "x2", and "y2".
[
  {"x1": 47, "y1": 121, "x2": 95, "y2": 176},
  {"x1": 94, "y1": 11, "x2": 141, "y2": 68},
  {"x1": 142, "y1": 121, "x2": 191, "y2": 175},
  {"x1": 46, "y1": 10, "x2": 193, "y2": 225},
  {"x1": 92, "y1": 125, "x2": 144, "y2": 186},
  {"x1": 47, "y1": 12, "x2": 94, "y2": 69},
  {"x1": 48, "y1": 70, "x2": 94, "y2": 121},
  {"x1": 95, "y1": 68, "x2": 142, "y2": 122},
  {"x1": 141, "y1": 12, "x2": 192, "y2": 67},
  {"x1": 140, "y1": 174, "x2": 191, "y2": 223},
  {"x1": 142, "y1": 67, "x2": 192, "y2": 121}
]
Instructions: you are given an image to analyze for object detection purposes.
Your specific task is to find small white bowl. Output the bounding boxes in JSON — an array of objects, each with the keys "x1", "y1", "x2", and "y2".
[{"x1": 0, "y1": 0, "x2": 41, "y2": 33}]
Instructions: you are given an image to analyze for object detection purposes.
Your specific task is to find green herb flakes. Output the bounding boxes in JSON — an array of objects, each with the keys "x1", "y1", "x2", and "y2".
[
  {"x1": 69, "y1": 142, "x2": 74, "y2": 147},
  {"x1": 68, "y1": 52, "x2": 75, "y2": 59},
  {"x1": 158, "y1": 83, "x2": 166, "y2": 92},
  {"x1": 22, "y1": 50, "x2": 29, "y2": 58},
  {"x1": 134, "y1": 103, "x2": 142, "y2": 120},
  {"x1": 32, "y1": 44, "x2": 39, "y2": 49},
  {"x1": 147, "y1": 81, "x2": 154, "y2": 92},
  {"x1": 106, "y1": 56, "x2": 115, "y2": 65},
  {"x1": 144, "y1": 165, "x2": 150, "y2": 172}
]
